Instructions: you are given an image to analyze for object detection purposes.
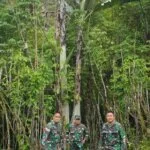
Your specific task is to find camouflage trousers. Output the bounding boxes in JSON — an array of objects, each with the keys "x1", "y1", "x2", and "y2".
[
  {"x1": 70, "y1": 142, "x2": 83, "y2": 150},
  {"x1": 43, "y1": 142, "x2": 59, "y2": 150},
  {"x1": 99, "y1": 146, "x2": 122, "y2": 150}
]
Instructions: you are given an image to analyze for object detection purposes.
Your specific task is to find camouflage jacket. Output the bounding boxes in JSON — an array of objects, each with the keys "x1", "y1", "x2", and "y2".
[
  {"x1": 99, "y1": 121, "x2": 127, "y2": 150},
  {"x1": 66, "y1": 123, "x2": 89, "y2": 143},
  {"x1": 41, "y1": 120, "x2": 62, "y2": 146}
]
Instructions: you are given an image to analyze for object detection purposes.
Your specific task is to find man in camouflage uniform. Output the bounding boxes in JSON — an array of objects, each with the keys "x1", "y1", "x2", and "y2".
[
  {"x1": 99, "y1": 111, "x2": 127, "y2": 150},
  {"x1": 41, "y1": 112, "x2": 62, "y2": 150},
  {"x1": 67, "y1": 115, "x2": 89, "y2": 150}
]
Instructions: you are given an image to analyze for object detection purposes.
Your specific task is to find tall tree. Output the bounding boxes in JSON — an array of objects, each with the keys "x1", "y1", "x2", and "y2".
[
  {"x1": 71, "y1": 0, "x2": 100, "y2": 117},
  {"x1": 56, "y1": 0, "x2": 70, "y2": 123}
]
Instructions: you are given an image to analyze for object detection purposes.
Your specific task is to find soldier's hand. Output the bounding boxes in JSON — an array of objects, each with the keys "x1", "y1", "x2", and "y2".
[
  {"x1": 57, "y1": 145, "x2": 62, "y2": 150},
  {"x1": 82, "y1": 139, "x2": 86, "y2": 144},
  {"x1": 98, "y1": 146, "x2": 103, "y2": 150},
  {"x1": 40, "y1": 145, "x2": 45, "y2": 150}
]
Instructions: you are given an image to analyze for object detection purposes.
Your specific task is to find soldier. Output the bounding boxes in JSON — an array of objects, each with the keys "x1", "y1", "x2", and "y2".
[
  {"x1": 99, "y1": 111, "x2": 127, "y2": 150},
  {"x1": 67, "y1": 115, "x2": 89, "y2": 150},
  {"x1": 41, "y1": 112, "x2": 62, "y2": 150}
]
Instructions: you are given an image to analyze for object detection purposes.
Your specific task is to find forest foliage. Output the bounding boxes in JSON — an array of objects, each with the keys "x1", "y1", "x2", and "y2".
[{"x1": 0, "y1": 0, "x2": 150, "y2": 149}]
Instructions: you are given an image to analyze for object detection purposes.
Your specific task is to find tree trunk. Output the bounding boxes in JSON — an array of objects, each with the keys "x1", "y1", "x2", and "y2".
[
  {"x1": 33, "y1": 2, "x2": 38, "y2": 68},
  {"x1": 74, "y1": 27, "x2": 83, "y2": 117},
  {"x1": 56, "y1": 0, "x2": 69, "y2": 123}
]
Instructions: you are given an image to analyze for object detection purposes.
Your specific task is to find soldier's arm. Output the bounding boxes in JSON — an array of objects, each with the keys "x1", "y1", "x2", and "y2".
[
  {"x1": 84, "y1": 125, "x2": 89, "y2": 141},
  {"x1": 99, "y1": 125, "x2": 105, "y2": 150},
  {"x1": 99, "y1": 132, "x2": 103, "y2": 147},
  {"x1": 119, "y1": 125, "x2": 127, "y2": 150},
  {"x1": 60, "y1": 123, "x2": 63, "y2": 140},
  {"x1": 65, "y1": 124, "x2": 71, "y2": 143},
  {"x1": 41, "y1": 123, "x2": 51, "y2": 146}
]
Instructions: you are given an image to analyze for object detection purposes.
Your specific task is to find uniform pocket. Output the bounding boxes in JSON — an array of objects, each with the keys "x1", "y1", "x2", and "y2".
[
  {"x1": 70, "y1": 131, "x2": 75, "y2": 134},
  {"x1": 112, "y1": 131, "x2": 119, "y2": 138}
]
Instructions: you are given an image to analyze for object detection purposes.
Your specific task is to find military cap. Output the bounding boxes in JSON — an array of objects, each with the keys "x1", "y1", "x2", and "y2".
[{"x1": 74, "y1": 115, "x2": 81, "y2": 120}]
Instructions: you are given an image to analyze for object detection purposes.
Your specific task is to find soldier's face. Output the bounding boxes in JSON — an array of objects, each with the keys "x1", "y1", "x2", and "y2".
[
  {"x1": 53, "y1": 113, "x2": 61, "y2": 123},
  {"x1": 106, "y1": 113, "x2": 115, "y2": 123},
  {"x1": 74, "y1": 119, "x2": 81, "y2": 125}
]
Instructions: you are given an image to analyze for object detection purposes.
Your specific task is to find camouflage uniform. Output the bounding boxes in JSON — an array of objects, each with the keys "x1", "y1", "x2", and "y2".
[
  {"x1": 67, "y1": 123, "x2": 89, "y2": 150},
  {"x1": 99, "y1": 121, "x2": 127, "y2": 150},
  {"x1": 41, "y1": 120, "x2": 62, "y2": 150}
]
